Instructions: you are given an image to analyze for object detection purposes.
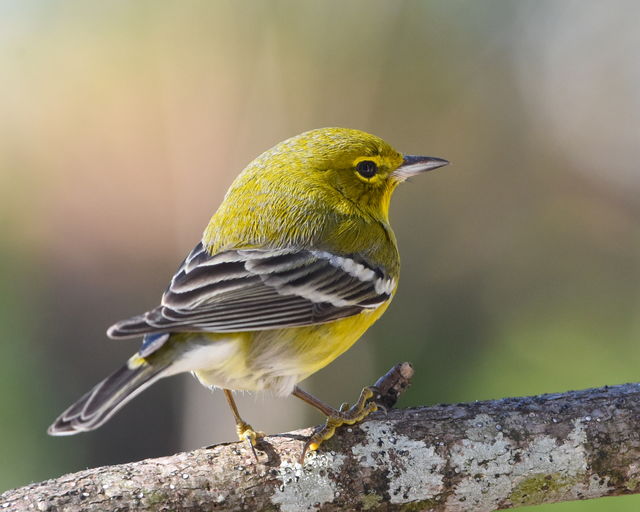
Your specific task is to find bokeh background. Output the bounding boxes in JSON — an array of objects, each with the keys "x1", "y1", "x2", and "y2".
[{"x1": 1, "y1": 1, "x2": 640, "y2": 510}]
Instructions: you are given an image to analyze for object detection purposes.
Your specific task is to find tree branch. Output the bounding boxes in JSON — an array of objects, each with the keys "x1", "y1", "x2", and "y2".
[{"x1": 3, "y1": 364, "x2": 640, "y2": 511}]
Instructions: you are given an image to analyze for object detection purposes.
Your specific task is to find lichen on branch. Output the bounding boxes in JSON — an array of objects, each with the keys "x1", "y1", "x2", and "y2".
[{"x1": 3, "y1": 366, "x2": 640, "y2": 511}]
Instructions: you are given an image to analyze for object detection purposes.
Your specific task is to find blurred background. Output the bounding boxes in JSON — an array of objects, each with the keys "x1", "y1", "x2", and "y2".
[{"x1": 1, "y1": 1, "x2": 639, "y2": 510}]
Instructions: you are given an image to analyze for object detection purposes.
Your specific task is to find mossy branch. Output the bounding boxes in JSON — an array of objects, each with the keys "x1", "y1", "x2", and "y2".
[{"x1": 3, "y1": 364, "x2": 640, "y2": 511}]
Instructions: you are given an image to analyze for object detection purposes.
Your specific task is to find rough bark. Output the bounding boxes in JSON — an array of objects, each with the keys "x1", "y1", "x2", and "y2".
[{"x1": 3, "y1": 364, "x2": 640, "y2": 512}]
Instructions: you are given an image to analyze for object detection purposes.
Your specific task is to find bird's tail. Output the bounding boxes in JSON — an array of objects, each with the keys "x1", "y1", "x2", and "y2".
[{"x1": 48, "y1": 356, "x2": 170, "y2": 436}]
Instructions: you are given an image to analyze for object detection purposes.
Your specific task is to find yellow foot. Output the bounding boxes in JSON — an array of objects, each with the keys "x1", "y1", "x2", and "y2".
[
  {"x1": 301, "y1": 386, "x2": 381, "y2": 462},
  {"x1": 236, "y1": 422, "x2": 265, "y2": 461}
]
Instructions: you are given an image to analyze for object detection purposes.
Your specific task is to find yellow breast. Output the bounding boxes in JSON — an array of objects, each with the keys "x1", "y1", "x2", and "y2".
[{"x1": 193, "y1": 301, "x2": 391, "y2": 395}]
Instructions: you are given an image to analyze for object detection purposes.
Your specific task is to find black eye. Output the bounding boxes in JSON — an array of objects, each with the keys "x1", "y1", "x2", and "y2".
[{"x1": 356, "y1": 160, "x2": 378, "y2": 178}]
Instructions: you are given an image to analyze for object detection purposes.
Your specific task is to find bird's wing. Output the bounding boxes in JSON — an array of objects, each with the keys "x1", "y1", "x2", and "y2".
[{"x1": 107, "y1": 242, "x2": 395, "y2": 339}]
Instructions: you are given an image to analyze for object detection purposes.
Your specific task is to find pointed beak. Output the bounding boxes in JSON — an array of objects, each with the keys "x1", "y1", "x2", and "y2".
[{"x1": 392, "y1": 155, "x2": 449, "y2": 180}]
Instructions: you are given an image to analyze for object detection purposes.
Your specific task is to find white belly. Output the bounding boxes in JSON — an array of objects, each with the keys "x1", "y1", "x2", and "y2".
[{"x1": 166, "y1": 332, "x2": 304, "y2": 396}]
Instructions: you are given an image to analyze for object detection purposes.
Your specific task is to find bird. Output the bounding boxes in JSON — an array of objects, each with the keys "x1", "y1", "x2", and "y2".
[{"x1": 47, "y1": 127, "x2": 448, "y2": 458}]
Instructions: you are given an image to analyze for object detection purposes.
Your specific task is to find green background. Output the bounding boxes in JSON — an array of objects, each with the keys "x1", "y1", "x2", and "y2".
[{"x1": 1, "y1": 1, "x2": 640, "y2": 510}]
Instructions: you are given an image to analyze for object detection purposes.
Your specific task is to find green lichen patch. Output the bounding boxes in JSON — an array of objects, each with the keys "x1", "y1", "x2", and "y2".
[
  {"x1": 360, "y1": 492, "x2": 382, "y2": 510},
  {"x1": 143, "y1": 490, "x2": 169, "y2": 507},
  {"x1": 625, "y1": 478, "x2": 639, "y2": 491},
  {"x1": 510, "y1": 472, "x2": 579, "y2": 506},
  {"x1": 398, "y1": 497, "x2": 441, "y2": 511}
]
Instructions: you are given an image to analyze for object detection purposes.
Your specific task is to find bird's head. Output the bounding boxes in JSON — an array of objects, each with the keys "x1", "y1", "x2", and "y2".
[
  {"x1": 249, "y1": 127, "x2": 448, "y2": 220},
  {"x1": 208, "y1": 127, "x2": 448, "y2": 253}
]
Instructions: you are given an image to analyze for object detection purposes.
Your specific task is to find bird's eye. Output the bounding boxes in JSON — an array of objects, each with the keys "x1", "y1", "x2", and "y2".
[{"x1": 355, "y1": 160, "x2": 378, "y2": 179}]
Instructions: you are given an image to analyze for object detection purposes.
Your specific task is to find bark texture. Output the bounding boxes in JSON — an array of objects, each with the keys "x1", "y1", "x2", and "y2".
[{"x1": 3, "y1": 366, "x2": 640, "y2": 511}]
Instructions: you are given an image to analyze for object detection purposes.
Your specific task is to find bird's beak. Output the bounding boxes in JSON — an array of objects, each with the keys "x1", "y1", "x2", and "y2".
[{"x1": 392, "y1": 155, "x2": 449, "y2": 180}]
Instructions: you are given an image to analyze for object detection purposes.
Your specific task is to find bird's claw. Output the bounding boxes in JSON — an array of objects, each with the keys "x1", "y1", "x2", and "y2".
[
  {"x1": 236, "y1": 422, "x2": 265, "y2": 461},
  {"x1": 300, "y1": 386, "x2": 380, "y2": 462}
]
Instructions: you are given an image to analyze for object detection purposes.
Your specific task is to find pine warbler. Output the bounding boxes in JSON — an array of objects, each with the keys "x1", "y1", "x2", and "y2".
[{"x1": 48, "y1": 127, "x2": 448, "y2": 458}]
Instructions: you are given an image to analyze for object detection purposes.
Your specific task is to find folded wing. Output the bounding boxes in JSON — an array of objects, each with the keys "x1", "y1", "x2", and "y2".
[{"x1": 107, "y1": 243, "x2": 395, "y2": 339}]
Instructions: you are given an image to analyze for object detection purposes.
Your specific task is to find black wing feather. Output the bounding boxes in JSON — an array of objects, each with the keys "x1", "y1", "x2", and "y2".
[{"x1": 107, "y1": 242, "x2": 393, "y2": 339}]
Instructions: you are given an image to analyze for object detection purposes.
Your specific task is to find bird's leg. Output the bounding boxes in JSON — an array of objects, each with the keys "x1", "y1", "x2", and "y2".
[
  {"x1": 292, "y1": 385, "x2": 382, "y2": 462},
  {"x1": 223, "y1": 389, "x2": 264, "y2": 460}
]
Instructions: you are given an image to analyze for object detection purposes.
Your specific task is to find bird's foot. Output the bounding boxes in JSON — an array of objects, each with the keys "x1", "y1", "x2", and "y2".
[
  {"x1": 300, "y1": 386, "x2": 381, "y2": 462},
  {"x1": 236, "y1": 421, "x2": 265, "y2": 461}
]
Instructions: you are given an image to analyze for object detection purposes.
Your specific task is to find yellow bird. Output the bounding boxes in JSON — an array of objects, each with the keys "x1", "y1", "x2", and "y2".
[{"x1": 48, "y1": 127, "x2": 448, "y2": 457}]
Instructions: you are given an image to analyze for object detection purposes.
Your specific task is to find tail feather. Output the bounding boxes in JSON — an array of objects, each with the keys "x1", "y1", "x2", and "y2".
[{"x1": 48, "y1": 361, "x2": 169, "y2": 436}]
